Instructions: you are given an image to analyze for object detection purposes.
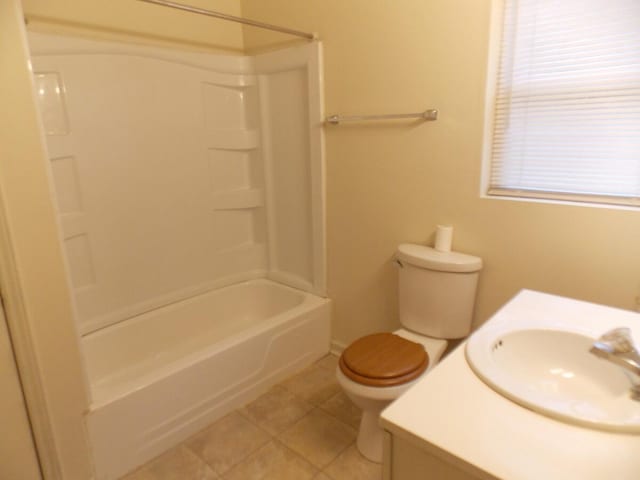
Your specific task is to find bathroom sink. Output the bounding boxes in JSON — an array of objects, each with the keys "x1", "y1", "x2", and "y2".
[{"x1": 466, "y1": 327, "x2": 640, "y2": 432}]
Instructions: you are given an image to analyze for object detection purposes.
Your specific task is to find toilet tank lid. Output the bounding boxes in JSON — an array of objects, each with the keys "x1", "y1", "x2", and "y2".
[{"x1": 397, "y1": 244, "x2": 483, "y2": 273}]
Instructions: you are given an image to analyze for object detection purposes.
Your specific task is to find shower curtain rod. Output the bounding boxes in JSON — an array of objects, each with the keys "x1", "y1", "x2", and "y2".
[{"x1": 137, "y1": 0, "x2": 317, "y2": 41}]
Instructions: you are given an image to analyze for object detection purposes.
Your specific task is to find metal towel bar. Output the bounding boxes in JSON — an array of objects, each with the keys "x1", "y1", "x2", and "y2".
[{"x1": 325, "y1": 109, "x2": 438, "y2": 125}]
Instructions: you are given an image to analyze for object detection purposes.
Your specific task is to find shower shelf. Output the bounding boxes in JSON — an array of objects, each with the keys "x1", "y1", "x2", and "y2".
[{"x1": 212, "y1": 188, "x2": 264, "y2": 210}]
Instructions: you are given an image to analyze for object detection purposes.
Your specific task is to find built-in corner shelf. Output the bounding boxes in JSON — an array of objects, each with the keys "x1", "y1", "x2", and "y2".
[{"x1": 211, "y1": 188, "x2": 263, "y2": 210}]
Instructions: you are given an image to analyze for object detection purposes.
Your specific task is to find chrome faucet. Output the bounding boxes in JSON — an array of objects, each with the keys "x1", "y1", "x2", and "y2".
[{"x1": 590, "y1": 327, "x2": 640, "y2": 401}]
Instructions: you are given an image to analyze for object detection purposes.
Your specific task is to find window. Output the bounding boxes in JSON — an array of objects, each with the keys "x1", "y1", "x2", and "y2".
[{"x1": 485, "y1": 0, "x2": 640, "y2": 207}]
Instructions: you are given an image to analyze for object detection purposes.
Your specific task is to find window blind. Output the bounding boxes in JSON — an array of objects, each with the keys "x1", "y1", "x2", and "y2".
[{"x1": 488, "y1": 0, "x2": 640, "y2": 206}]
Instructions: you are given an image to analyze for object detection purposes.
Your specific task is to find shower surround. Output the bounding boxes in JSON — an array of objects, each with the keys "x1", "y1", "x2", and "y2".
[{"x1": 29, "y1": 33, "x2": 328, "y2": 479}]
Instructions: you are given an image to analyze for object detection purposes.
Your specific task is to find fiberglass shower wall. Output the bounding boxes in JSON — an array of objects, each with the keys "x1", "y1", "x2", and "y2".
[{"x1": 29, "y1": 33, "x2": 325, "y2": 334}]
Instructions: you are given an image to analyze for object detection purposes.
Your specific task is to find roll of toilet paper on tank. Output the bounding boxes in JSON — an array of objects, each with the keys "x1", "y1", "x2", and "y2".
[{"x1": 434, "y1": 224, "x2": 453, "y2": 252}]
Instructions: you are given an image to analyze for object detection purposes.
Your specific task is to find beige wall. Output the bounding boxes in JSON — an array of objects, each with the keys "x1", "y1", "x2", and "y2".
[
  {"x1": 241, "y1": 0, "x2": 640, "y2": 346},
  {"x1": 23, "y1": 0, "x2": 244, "y2": 52}
]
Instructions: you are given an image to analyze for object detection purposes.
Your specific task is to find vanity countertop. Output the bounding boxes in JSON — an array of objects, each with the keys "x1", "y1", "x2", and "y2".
[{"x1": 380, "y1": 290, "x2": 640, "y2": 480}]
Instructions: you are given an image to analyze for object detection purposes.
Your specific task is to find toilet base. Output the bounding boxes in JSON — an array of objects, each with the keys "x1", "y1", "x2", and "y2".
[{"x1": 356, "y1": 410, "x2": 385, "y2": 462}]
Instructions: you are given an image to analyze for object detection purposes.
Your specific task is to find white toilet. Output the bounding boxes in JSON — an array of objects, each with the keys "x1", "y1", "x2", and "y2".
[{"x1": 336, "y1": 243, "x2": 482, "y2": 462}]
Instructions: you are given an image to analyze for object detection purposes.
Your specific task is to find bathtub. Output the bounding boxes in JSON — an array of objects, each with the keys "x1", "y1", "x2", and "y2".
[{"x1": 84, "y1": 279, "x2": 331, "y2": 480}]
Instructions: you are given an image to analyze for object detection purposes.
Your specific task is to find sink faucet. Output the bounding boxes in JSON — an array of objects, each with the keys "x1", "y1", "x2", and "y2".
[{"x1": 590, "y1": 327, "x2": 640, "y2": 401}]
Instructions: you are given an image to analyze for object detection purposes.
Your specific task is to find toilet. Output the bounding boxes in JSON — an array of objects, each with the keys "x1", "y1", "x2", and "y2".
[{"x1": 337, "y1": 243, "x2": 482, "y2": 462}]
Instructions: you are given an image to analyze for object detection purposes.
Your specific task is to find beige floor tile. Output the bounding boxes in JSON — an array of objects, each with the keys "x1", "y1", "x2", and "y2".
[
  {"x1": 324, "y1": 444, "x2": 382, "y2": 480},
  {"x1": 319, "y1": 391, "x2": 362, "y2": 429},
  {"x1": 120, "y1": 446, "x2": 217, "y2": 480},
  {"x1": 279, "y1": 409, "x2": 357, "y2": 468},
  {"x1": 281, "y1": 364, "x2": 341, "y2": 406},
  {"x1": 222, "y1": 440, "x2": 317, "y2": 480},
  {"x1": 186, "y1": 412, "x2": 270, "y2": 476},
  {"x1": 315, "y1": 354, "x2": 339, "y2": 371},
  {"x1": 240, "y1": 386, "x2": 314, "y2": 435}
]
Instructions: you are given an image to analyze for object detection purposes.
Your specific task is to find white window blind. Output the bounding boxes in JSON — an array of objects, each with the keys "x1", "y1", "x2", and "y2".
[{"x1": 488, "y1": 0, "x2": 640, "y2": 206}]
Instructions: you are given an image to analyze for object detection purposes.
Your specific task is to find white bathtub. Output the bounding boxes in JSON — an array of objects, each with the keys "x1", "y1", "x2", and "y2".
[{"x1": 84, "y1": 279, "x2": 331, "y2": 480}]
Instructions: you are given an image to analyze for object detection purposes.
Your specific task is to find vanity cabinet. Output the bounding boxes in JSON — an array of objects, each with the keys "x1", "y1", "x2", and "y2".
[
  {"x1": 383, "y1": 432, "x2": 484, "y2": 480},
  {"x1": 380, "y1": 290, "x2": 640, "y2": 480}
]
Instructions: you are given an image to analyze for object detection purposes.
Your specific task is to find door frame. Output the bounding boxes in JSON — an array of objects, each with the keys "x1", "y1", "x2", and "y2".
[
  {"x1": 0, "y1": 1, "x2": 93, "y2": 478},
  {"x1": 0, "y1": 303, "x2": 42, "y2": 480}
]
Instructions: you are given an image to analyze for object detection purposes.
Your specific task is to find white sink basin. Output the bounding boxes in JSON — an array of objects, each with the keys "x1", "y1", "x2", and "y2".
[{"x1": 466, "y1": 326, "x2": 640, "y2": 432}]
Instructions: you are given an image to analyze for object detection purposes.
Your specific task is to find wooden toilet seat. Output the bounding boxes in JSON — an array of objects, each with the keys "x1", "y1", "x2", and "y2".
[{"x1": 339, "y1": 333, "x2": 429, "y2": 387}]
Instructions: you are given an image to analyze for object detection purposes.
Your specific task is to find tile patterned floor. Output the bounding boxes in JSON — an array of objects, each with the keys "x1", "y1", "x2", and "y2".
[{"x1": 122, "y1": 354, "x2": 381, "y2": 480}]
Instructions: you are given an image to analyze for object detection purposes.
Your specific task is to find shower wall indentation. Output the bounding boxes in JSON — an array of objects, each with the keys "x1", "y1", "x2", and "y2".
[
  {"x1": 211, "y1": 188, "x2": 264, "y2": 210},
  {"x1": 203, "y1": 83, "x2": 251, "y2": 130},
  {"x1": 209, "y1": 150, "x2": 251, "y2": 191},
  {"x1": 202, "y1": 78, "x2": 266, "y2": 267},
  {"x1": 211, "y1": 210, "x2": 254, "y2": 251},
  {"x1": 50, "y1": 156, "x2": 83, "y2": 214},
  {"x1": 65, "y1": 234, "x2": 97, "y2": 288},
  {"x1": 37, "y1": 73, "x2": 98, "y2": 292},
  {"x1": 33, "y1": 72, "x2": 69, "y2": 135}
]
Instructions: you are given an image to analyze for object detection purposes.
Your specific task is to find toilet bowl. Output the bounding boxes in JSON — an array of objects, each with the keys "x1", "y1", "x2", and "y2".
[
  {"x1": 337, "y1": 243, "x2": 482, "y2": 462},
  {"x1": 336, "y1": 329, "x2": 447, "y2": 462}
]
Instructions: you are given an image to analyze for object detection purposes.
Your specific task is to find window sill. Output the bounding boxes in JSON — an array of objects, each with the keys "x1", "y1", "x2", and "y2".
[{"x1": 482, "y1": 188, "x2": 640, "y2": 211}]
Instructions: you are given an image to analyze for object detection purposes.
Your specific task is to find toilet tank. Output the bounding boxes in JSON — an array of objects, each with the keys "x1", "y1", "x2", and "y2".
[{"x1": 396, "y1": 244, "x2": 482, "y2": 339}]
